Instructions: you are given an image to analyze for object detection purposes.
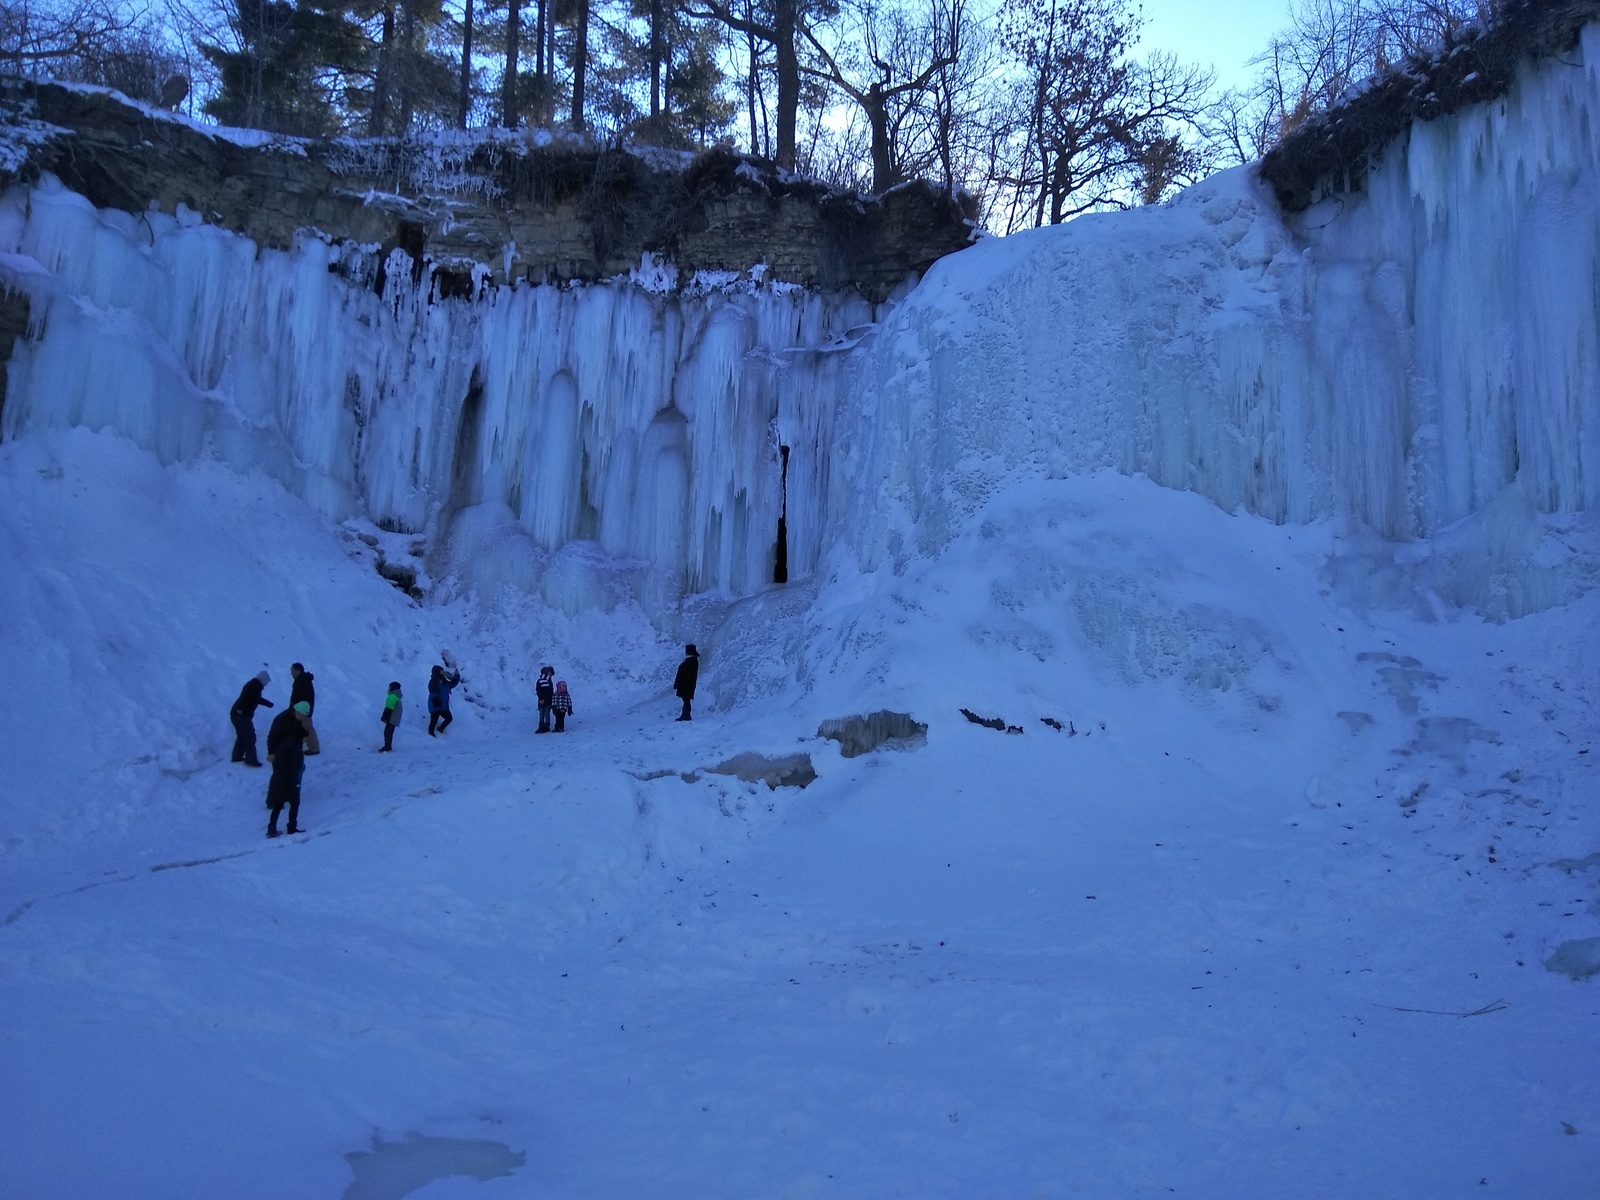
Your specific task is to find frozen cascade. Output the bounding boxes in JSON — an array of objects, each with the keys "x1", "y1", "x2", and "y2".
[
  {"x1": 827, "y1": 24, "x2": 1600, "y2": 616},
  {"x1": 1, "y1": 21, "x2": 1597, "y2": 623},
  {"x1": 0, "y1": 178, "x2": 873, "y2": 617}
]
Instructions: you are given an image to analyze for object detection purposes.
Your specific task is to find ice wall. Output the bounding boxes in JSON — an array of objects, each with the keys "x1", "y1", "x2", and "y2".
[
  {"x1": 827, "y1": 24, "x2": 1600, "y2": 610},
  {"x1": 0, "y1": 179, "x2": 872, "y2": 615},
  {"x1": 1, "y1": 21, "x2": 1596, "y2": 623}
]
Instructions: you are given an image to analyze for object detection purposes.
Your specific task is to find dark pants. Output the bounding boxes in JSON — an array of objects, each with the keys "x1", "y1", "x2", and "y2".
[
  {"x1": 429, "y1": 709, "x2": 452, "y2": 735},
  {"x1": 677, "y1": 695, "x2": 692, "y2": 721},
  {"x1": 231, "y1": 713, "x2": 260, "y2": 765},
  {"x1": 553, "y1": 710, "x2": 566, "y2": 732},
  {"x1": 268, "y1": 788, "x2": 300, "y2": 835},
  {"x1": 382, "y1": 721, "x2": 395, "y2": 750},
  {"x1": 537, "y1": 701, "x2": 552, "y2": 732}
]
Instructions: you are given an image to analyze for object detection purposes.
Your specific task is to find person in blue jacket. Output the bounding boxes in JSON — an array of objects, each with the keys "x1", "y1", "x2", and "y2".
[{"x1": 428, "y1": 663, "x2": 461, "y2": 735}]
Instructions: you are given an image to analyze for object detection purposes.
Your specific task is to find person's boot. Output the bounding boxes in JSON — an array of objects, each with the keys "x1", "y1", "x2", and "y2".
[{"x1": 267, "y1": 826, "x2": 280, "y2": 838}]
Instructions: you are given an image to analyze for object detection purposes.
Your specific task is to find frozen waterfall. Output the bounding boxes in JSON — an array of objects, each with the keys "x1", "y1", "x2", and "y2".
[
  {"x1": 1, "y1": 22, "x2": 1597, "y2": 621},
  {"x1": 0, "y1": 180, "x2": 873, "y2": 614}
]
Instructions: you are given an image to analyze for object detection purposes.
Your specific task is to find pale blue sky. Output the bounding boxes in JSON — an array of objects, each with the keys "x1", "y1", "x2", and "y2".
[{"x1": 1135, "y1": 0, "x2": 1295, "y2": 91}]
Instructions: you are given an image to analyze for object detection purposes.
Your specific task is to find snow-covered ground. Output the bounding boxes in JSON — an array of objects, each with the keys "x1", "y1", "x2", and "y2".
[{"x1": 2, "y1": 426, "x2": 1596, "y2": 1198}]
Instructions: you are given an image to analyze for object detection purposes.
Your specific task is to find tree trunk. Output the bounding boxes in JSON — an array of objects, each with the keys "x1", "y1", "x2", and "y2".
[
  {"x1": 866, "y1": 89, "x2": 892, "y2": 191},
  {"x1": 570, "y1": 0, "x2": 590, "y2": 128},
  {"x1": 458, "y1": 0, "x2": 474, "y2": 128},
  {"x1": 771, "y1": 0, "x2": 798, "y2": 168},
  {"x1": 649, "y1": 0, "x2": 662, "y2": 118},
  {"x1": 398, "y1": 0, "x2": 417, "y2": 134},
  {"x1": 502, "y1": 0, "x2": 521, "y2": 127},
  {"x1": 371, "y1": 1, "x2": 395, "y2": 136},
  {"x1": 745, "y1": 17, "x2": 758, "y2": 153}
]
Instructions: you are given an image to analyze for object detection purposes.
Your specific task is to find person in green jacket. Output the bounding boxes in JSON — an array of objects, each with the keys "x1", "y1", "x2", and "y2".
[{"x1": 380, "y1": 681, "x2": 403, "y2": 752}]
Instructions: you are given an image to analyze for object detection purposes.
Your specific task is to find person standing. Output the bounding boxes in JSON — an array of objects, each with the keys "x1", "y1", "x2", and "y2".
[
  {"x1": 229, "y1": 671, "x2": 273, "y2": 767},
  {"x1": 380, "y1": 681, "x2": 403, "y2": 751},
  {"x1": 673, "y1": 644, "x2": 699, "y2": 722},
  {"x1": 535, "y1": 666, "x2": 556, "y2": 733},
  {"x1": 551, "y1": 680, "x2": 573, "y2": 732},
  {"x1": 265, "y1": 701, "x2": 311, "y2": 837},
  {"x1": 289, "y1": 663, "x2": 319, "y2": 755},
  {"x1": 428, "y1": 663, "x2": 461, "y2": 735}
]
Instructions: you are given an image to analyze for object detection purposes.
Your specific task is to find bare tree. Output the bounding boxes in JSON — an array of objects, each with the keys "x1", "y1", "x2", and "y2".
[
  {"x1": 1247, "y1": 0, "x2": 1501, "y2": 146},
  {"x1": 996, "y1": 0, "x2": 1212, "y2": 229},
  {"x1": 796, "y1": 0, "x2": 960, "y2": 193}
]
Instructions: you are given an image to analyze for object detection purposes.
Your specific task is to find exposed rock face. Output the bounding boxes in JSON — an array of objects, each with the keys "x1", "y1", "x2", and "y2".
[
  {"x1": 707, "y1": 752, "x2": 818, "y2": 790},
  {"x1": 0, "y1": 78, "x2": 976, "y2": 300},
  {"x1": 817, "y1": 710, "x2": 928, "y2": 758}
]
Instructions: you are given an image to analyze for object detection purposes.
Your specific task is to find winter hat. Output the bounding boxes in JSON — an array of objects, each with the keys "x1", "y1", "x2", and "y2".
[
  {"x1": 254, "y1": 670, "x2": 271, "y2": 685},
  {"x1": 293, "y1": 701, "x2": 312, "y2": 716},
  {"x1": 685, "y1": 644, "x2": 698, "y2": 656},
  {"x1": 540, "y1": 665, "x2": 554, "y2": 676},
  {"x1": 555, "y1": 680, "x2": 568, "y2": 694},
  {"x1": 388, "y1": 681, "x2": 401, "y2": 691}
]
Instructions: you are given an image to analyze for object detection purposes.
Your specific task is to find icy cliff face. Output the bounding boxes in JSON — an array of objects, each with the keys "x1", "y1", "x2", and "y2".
[
  {"x1": 828, "y1": 24, "x2": 1600, "y2": 616},
  {"x1": 1, "y1": 23, "x2": 1596, "y2": 622},
  {"x1": 0, "y1": 180, "x2": 872, "y2": 614}
]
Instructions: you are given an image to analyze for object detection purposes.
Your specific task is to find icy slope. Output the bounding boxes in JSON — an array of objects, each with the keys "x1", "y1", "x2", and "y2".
[{"x1": 1, "y1": 435, "x2": 1596, "y2": 1197}]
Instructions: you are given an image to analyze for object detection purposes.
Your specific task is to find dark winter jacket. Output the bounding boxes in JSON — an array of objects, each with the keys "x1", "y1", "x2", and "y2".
[
  {"x1": 535, "y1": 677, "x2": 555, "y2": 706},
  {"x1": 265, "y1": 710, "x2": 307, "y2": 803},
  {"x1": 230, "y1": 678, "x2": 275, "y2": 721},
  {"x1": 673, "y1": 652, "x2": 699, "y2": 699},
  {"x1": 428, "y1": 669, "x2": 460, "y2": 714},
  {"x1": 290, "y1": 670, "x2": 316, "y2": 714}
]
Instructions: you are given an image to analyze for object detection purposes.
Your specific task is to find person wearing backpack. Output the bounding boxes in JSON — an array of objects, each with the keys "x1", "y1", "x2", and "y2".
[
  {"x1": 229, "y1": 671, "x2": 274, "y2": 766},
  {"x1": 535, "y1": 666, "x2": 556, "y2": 733},
  {"x1": 427, "y1": 663, "x2": 461, "y2": 735},
  {"x1": 380, "y1": 681, "x2": 403, "y2": 751},
  {"x1": 551, "y1": 680, "x2": 574, "y2": 732}
]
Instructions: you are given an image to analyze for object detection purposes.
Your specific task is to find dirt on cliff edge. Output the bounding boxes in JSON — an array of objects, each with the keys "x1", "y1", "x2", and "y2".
[{"x1": 0, "y1": 78, "x2": 979, "y2": 302}]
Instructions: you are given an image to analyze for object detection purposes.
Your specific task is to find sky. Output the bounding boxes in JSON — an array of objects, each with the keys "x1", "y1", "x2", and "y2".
[{"x1": 1136, "y1": 0, "x2": 1294, "y2": 91}]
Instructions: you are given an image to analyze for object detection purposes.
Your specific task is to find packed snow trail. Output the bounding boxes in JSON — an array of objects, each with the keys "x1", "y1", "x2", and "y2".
[{"x1": 2, "y1": 434, "x2": 1597, "y2": 1197}]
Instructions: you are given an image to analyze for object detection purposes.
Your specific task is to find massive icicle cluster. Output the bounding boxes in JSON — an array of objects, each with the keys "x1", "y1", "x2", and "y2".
[
  {"x1": 1, "y1": 24, "x2": 1596, "y2": 620},
  {"x1": 0, "y1": 182, "x2": 871, "y2": 616},
  {"x1": 827, "y1": 25, "x2": 1600, "y2": 616}
]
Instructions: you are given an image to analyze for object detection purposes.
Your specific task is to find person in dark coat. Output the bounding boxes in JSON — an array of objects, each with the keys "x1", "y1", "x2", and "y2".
[
  {"x1": 552, "y1": 680, "x2": 573, "y2": 732},
  {"x1": 427, "y1": 663, "x2": 461, "y2": 735},
  {"x1": 289, "y1": 662, "x2": 320, "y2": 755},
  {"x1": 229, "y1": 671, "x2": 273, "y2": 766},
  {"x1": 265, "y1": 701, "x2": 310, "y2": 837},
  {"x1": 535, "y1": 666, "x2": 556, "y2": 733},
  {"x1": 673, "y1": 644, "x2": 699, "y2": 722}
]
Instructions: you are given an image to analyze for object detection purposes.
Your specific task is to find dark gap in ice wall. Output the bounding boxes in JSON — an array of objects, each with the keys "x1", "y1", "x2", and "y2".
[
  {"x1": 0, "y1": 285, "x2": 29, "y2": 441},
  {"x1": 449, "y1": 368, "x2": 486, "y2": 517},
  {"x1": 774, "y1": 443, "x2": 791, "y2": 584},
  {"x1": 373, "y1": 220, "x2": 427, "y2": 295}
]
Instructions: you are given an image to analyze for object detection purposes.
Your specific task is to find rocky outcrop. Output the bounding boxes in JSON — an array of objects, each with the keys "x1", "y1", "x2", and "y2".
[
  {"x1": 817, "y1": 710, "x2": 928, "y2": 758},
  {"x1": 1260, "y1": 0, "x2": 1600, "y2": 211},
  {"x1": 706, "y1": 752, "x2": 818, "y2": 790},
  {"x1": 0, "y1": 78, "x2": 977, "y2": 300}
]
